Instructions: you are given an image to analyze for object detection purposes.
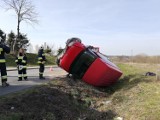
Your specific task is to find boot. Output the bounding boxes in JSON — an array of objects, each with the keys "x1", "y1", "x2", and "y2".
[
  {"x1": 40, "y1": 77, "x2": 45, "y2": 80},
  {"x1": 39, "y1": 74, "x2": 45, "y2": 80},
  {"x1": 24, "y1": 77, "x2": 28, "y2": 81},
  {"x1": 2, "y1": 81, "x2": 10, "y2": 87},
  {"x1": 18, "y1": 78, "x2": 22, "y2": 81}
]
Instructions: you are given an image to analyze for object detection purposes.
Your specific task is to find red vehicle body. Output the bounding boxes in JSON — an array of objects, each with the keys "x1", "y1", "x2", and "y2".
[{"x1": 58, "y1": 39, "x2": 122, "y2": 86}]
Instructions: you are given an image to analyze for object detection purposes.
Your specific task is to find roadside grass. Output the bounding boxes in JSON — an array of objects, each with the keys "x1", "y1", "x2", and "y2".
[
  {"x1": 107, "y1": 63, "x2": 160, "y2": 120},
  {"x1": 25, "y1": 53, "x2": 56, "y2": 66},
  {"x1": 0, "y1": 63, "x2": 160, "y2": 119},
  {"x1": 6, "y1": 53, "x2": 55, "y2": 67},
  {"x1": 0, "y1": 84, "x2": 116, "y2": 120},
  {"x1": 5, "y1": 54, "x2": 16, "y2": 67}
]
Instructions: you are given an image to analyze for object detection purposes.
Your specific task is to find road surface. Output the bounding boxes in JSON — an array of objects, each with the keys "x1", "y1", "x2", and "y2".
[{"x1": 0, "y1": 66, "x2": 67, "y2": 96}]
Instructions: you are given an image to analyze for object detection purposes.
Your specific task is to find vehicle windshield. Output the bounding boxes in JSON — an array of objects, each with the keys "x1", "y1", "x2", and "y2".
[{"x1": 96, "y1": 52, "x2": 118, "y2": 68}]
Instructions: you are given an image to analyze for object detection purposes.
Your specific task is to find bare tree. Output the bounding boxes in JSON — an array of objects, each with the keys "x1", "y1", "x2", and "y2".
[
  {"x1": 27, "y1": 43, "x2": 34, "y2": 53},
  {"x1": 48, "y1": 44, "x2": 56, "y2": 55},
  {"x1": 1, "y1": 0, "x2": 38, "y2": 53}
]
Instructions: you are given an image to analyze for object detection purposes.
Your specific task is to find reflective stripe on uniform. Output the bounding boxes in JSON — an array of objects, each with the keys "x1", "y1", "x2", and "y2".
[
  {"x1": 22, "y1": 60, "x2": 26, "y2": 63},
  {"x1": 2, "y1": 75, "x2": 7, "y2": 79},
  {"x1": 23, "y1": 74, "x2": 27, "y2": 77},
  {"x1": 18, "y1": 74, "x2": 22, "y2": 77},
  {"x1": 23, "y1": 66, "x2": 27, "y2": 68},
  {"x1": 0, "y1": 59, "x2": 6, "y2": 63},
  {"x1": 39, "y1": 72, "x2": 43, "y2": 75},
  {"x1": 0, "y1": 48, "x2": 3, "y2": 54},
  {"x1": 18, "y1": 56, "x2": 23, "y2": 59},
  {"x1": 38, "y1": 57, "x2": 42, "y2": 60},
  {"x1": 38, "y1": 61, "x2": 45, "y2": 64},
  {"x1": 15, "y1": 60, "x2": 18, "y2": 62},
  {"x1": 38, "y1": 61, "x2": 42, "y2": 63}
]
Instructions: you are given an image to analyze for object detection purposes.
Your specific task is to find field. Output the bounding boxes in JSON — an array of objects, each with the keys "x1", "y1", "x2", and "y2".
[{"x1": 0, "y1": 63, "x2": 160, "y2": 120}]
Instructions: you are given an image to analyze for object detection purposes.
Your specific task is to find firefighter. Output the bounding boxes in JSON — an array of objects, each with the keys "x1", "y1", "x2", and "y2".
[
  {"x1": 38, "y1": 46, "x2": 46, "y2": 79},
  {"x1": 15, "y1": 48, "x2": 28, "y2": 81},
  {"x1": 0, "y1": 34, "x2": 10, "y2": 87}
]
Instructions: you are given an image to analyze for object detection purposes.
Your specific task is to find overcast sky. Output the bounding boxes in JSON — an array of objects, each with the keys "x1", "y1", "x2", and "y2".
[{"x1": 0, "y1": 0, "x2": 160, "y2": 55}]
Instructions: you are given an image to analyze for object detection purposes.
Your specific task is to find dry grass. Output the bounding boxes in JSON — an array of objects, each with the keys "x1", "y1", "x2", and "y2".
[{"x1": 0, "y1": 63, "x2": 160, "y2": 120}]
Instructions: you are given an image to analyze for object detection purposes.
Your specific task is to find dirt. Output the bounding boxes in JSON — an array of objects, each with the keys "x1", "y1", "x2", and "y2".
[{"x1": 0, "y1": 77, "x2": 117, "y2": 120}]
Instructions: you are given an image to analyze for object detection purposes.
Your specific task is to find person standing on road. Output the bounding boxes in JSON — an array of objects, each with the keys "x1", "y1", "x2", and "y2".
[
  {"x1": 37, "y1": 46, "x2": 46, "y2": 79},
  {"x1": 0, "y1": 32, "x2": 10, "y2": 87},
  {"x1": 15, "y1": 48, "x2": 28, "y2": 81}
]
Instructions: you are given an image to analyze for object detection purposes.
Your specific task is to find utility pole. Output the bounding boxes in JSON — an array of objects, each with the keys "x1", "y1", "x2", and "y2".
[{"x1": 131, "y1": 49, "x2": 133, "y2": 63}]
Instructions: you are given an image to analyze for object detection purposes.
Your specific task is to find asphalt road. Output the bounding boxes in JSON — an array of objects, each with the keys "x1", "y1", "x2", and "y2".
[{"x1": 0, "y1": 66, "x2": 67, "y2": 96}]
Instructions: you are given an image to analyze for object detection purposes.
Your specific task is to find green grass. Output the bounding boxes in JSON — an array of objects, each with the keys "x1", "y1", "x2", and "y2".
[
  {"x1": 5, "y1": 53, "x2": 56, "y2": 66},
  {"x1": 46, "y1": 62, "x2": 160, "y2": 120},
  {"x1": 0, "y1": 63, "x2": 160, "y2": 119},
  {"x1": 105, "y1": 63, "x2": 160, "y2": 120}
]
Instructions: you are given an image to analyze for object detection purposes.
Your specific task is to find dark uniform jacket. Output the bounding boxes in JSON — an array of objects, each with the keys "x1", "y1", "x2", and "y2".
[
  {"x1": 0, "y1": 44, "x2": 10, "y2": 63},
  {"x1": 15, "y1": 54, "x2": 27, "y2": 69},
  {"x1": 38, "y1": 49, "x2": 46, "y2": 64}
]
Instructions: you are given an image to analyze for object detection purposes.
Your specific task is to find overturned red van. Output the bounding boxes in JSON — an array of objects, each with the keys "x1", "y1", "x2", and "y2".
[{"x1": 57, "y1": 38, "x2": 122, "y2": 86}]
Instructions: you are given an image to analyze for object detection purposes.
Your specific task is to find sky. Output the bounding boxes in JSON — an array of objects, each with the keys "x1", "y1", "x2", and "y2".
[{"x1": 0, "y1": 0, "x2": 160, "y2": 55}]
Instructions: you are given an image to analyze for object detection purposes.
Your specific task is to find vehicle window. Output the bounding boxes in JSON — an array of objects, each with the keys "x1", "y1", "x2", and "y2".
[
  {"x1": 97, "y1": 53, "x2": 118, "y2": 68},
  {"x1": 70, "y1": 50, "x2": 97, "y2": 78}
]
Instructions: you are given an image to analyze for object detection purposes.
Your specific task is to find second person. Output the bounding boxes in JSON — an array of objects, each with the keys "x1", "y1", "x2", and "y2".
[{"x1": 15, "y1": 48, "x2": 28, "y2": 81}]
